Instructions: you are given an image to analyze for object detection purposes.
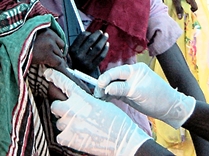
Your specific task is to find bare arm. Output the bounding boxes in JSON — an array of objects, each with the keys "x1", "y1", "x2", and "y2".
[
  {"x1": 183, "y1": 101, "x2": 209, "y2": 141},
  {"x1": 135, "y1": 139, "x2": 174, "y2": 156},
  {"x1": 156, "y1": 43, "x2": 205, "y2": 101},
  {"x1": 156, "y1": 43, "x2": 209, "y2": 155},
  {"x1": 134, "y1": 100, "x2": 209, "y2": 156}
]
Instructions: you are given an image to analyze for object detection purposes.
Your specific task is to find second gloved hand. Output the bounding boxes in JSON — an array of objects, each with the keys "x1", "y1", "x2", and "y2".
[
  {"x1": 44, "y1": 68, "x2": 152, "y2": 156},
  {"x1": 94, "y1": 63, "x2": 196, "y2": 129}
]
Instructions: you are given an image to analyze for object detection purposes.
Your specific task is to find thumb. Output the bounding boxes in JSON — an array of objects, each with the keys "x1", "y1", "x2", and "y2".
[
  {"x1": 44, "y1": 68, "x2": 77, "y2": 97},
  {"x1": 105, "y1": 81, "x2": 130, "y2": 97},
  {"x1": 98, "y1": 64, "x2": 131, "y2": 88}
]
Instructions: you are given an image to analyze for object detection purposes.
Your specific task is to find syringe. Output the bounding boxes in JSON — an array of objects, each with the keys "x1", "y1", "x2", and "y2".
[{"x1": 67, "y1": 68, "x2": 98, "y2": 86}]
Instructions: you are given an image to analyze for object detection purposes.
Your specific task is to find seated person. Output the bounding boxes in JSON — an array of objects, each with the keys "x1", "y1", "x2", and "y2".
[{"x1": 0, "y1": 0, "x2": 108, "y2": 155}]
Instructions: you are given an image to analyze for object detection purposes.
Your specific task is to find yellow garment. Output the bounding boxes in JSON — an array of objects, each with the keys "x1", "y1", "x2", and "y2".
[
  {"x1": 150, "y1": 0, "x2": 209, "y2": 156},
  {"x1": 137, "y1": 51, "x2": 196, "y2": 156},
  {"x1": 137, "y1": 1, "x2": 209, "y2": 155},
  {"x1": 195, "y1": 0, "x2": 209, "y2": 103}
]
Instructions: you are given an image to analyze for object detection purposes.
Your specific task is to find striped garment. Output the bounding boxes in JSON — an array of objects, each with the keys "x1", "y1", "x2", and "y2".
[{"x1": 0, "y1": 1, "x2": 90, "y2": 155}]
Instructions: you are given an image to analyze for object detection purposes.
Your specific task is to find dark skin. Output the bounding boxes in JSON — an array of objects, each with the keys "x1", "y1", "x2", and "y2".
[
  {"x1": 32, "y1": 28, "x2": 83, "y2": 100},
  {"x1": 32, "y1": 28, "x2": 109, "y2": 101},
  {"x1": 32, "y1": 28, "x2": 67, "y2": 100},
  {"x1": 32, "y1": 1, "x2": 204, "y2": 155},
  {"x1": 160, "y1": 0, "x2": 208, "y2": 155},
  {"x1": 135, "y1": 139, "x2": 175, "y2": 156},
  {"x1": 183, "y1": 101, "x2": 209, "y2": 141},
  {"x1": 74, "y1": 0, "x2": 208, "y2": 155},
  {"x1": 157, "y1": 44, "x2": 209, "y2": 156},
  {"x1": 70, "y1": 30, "x2": 109, "y2": 74},
  {"x1": 135, "y1": 100, "x2": 209, "y2": 156},
  {"x1": 171, "y1": 0, "x2": 198, "y2": 19}
]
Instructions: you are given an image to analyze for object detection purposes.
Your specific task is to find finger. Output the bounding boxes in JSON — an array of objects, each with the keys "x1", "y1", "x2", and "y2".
[
  {"x1": 92, "y1": 41, "x2": 109, "y2": 67},
  {"x1": 186, "y1": 0, "x2": 198, "y2": 12},
  {"x1": 62, "y1": 67, "x2": 92, "y2": 94},
  {"x1": 172, "y1": 0, "x2": 184, "y2": 19},
  {"x1": 87, "y1": 32, "x2": 109, "y2": 58},
  {"x1": 55, "y1": 35, "x2": 65, "y2": 52},
  {"x1": 69, "y1": 30, "x2": 106, "y2": 72},
  {"x1": 56, "y1": 127, "x2": 74, "y2": 145},
  {"x1": 45, "y1": 53, "x2": 67, "y2": 69},
  {"x1": 70, "y1": 31, "x2": 91, "y2": 52},
  {"x1": 44, "y1": 52, "x2": 91, "y2": 95},
  {"x1": 52, "y1": 65, "x2": 92, "y2": 94},
  {"x1": 45, "y1": 28, "x2": 65, "y2": 57},
  {"x1": 105, "y1": 81, "x2": 130, "y2": 97},
  {"x1": 53, "y1": 44, "x2": 65, "y2": 58},
  {"x1": 51, "y1": 100, "x2": 70, "y2": 117},
  {"x1": 44, "y1": 68, "x2": 77, "y2": 97},
  {"x1": 82, "y1": 41, "x2": 109, "y2": 72},
  {"x1": 80, "y1": 30, "x2": 104, "y2": 54},
  {"x1": 56, "y1": 118, "x2": 68, "y2": 131},
  {"x1": 56, "y1": 96, "x2": 90, "y2": 131},
  {"x1": 48, "y1": 82, "x2": 68, "y2": 101},
  {"x1": 98, "y1": 65, "x2": 131, "y2": 88}
]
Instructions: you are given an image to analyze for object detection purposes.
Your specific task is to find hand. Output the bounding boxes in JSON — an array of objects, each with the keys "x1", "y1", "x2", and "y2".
[
  {"x1": 69, "y1": 30, "x2": 109, "y2": 74},
  {"x1": 32, "y1": 28, "x2": 91, "y2": 94},
  {"x1": 95, "y1": 63, "x2": 196, "y2": 129},
  {"x1": 172, "y1": 0, "x2": 198, "y2": 19},
  {"x1": 44, "y1": 68, "x2": 151, "y2": 156},
  {"x1": 32, "y1": 28, "x2": 67, "y2": 69}
]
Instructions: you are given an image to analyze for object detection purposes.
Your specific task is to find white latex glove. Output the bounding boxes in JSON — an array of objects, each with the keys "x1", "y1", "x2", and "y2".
[
  {"x1": 94, "y1": 63, "x2": 196, "y2": 129},
  {"x1": 44, "y1": 68, "x2": 152, "y2": 156}
]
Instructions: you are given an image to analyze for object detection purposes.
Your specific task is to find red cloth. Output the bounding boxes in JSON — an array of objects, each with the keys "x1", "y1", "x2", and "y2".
[{"x1": 81, "y1": 0, "x2": 150, "y2": 72}]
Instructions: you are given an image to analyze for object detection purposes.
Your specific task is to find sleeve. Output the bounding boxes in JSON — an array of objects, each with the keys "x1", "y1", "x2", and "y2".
[{"x1": 147, "y1": 0, "x2": 183, "y2": 56}]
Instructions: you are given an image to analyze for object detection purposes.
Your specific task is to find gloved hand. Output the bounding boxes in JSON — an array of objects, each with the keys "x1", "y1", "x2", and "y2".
[
  {"x1": 94, "y1": 63, "x2": 196, "y2": 129},
  {"x1": 44, "y1": 68, "x2": 152, "y2": 156}
]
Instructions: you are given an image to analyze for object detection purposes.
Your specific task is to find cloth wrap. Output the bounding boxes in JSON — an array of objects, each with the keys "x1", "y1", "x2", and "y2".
[
  {"x1": 80, "y1": 0, "x2": 150, "y2": 72},
  {"x1": 0, "y1": 8, "x2": 66, "y2": 156}
]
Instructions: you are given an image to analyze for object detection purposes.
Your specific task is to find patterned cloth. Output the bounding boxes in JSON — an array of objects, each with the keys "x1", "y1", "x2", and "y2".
[
  {"x1": 0, "y1": 0, "x2": 55, "y2": 36},
  {"x1": 152, "y1": 0, "x2": 209, "y2": 155},
  {"x1": 0, "y1": 1, "x2": 89, "y2": 155},
  {"x1": 0, "y1": 14, "x2": 53, "y2": 155}
]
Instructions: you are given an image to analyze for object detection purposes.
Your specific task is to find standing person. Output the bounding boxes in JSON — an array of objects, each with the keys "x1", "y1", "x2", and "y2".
[
  {"x1": 152, "y1": 0, "x2": 209, "y2": 155},
  {"x1": 0, "y1": 0, "x2": 108, "y2": 155},
  {"x1": 75, "y1": 0, "x2": 209, "y2": 155},
  {"x1": 0, "y1": 1, "x2": 68, "y2": 155}
]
